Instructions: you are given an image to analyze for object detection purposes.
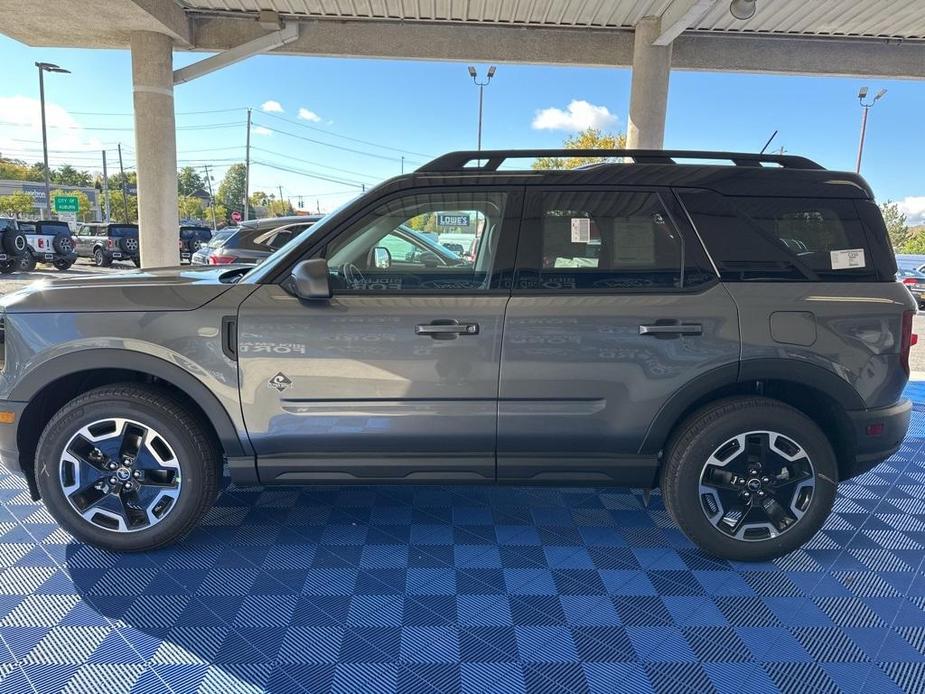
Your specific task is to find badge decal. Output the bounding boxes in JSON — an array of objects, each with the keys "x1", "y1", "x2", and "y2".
[{"x1": 268, "y1": 372, "x2": 293, "y2": 392}]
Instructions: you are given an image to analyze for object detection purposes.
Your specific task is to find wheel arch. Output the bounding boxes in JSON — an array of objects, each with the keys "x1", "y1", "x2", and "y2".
[
  {"x1": 12, "y1": 349, "x2": 246, "y2": 498},
  {"x1": 641, "y1": 359, "x2": 862, "y2": 477}
]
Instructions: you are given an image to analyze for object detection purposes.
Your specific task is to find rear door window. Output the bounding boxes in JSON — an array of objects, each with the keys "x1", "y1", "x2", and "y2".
[{"x1": 680, "y1": 191, "x2": 882, "y2": 281}]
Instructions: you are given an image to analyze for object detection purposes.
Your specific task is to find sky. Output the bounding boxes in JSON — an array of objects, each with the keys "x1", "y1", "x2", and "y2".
[{"x1": 0, "y1": 34, "x2": 923, "y2": 222}]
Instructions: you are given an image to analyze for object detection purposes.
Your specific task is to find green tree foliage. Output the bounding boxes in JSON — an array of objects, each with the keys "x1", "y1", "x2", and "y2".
[
  {"x1": 177, "y1": 166, "x2": 205, "y2": 198},
  {"x1": 109, "y1": 190, "x2": 138, "y2": 223},
  {"x1": 533, "y1": 128, "x2": 627, "y2": 170},
  {"x1": 267, "y1": 198, "x2": 294, "y2": 217},
  {"x1": 217, "y1": 163, "x2": 247, "y2": 218},
  {"x1": 51, "y1": 165, "x2": 92, "y2": 187},
  {"x1": 880, "y1": 200, "x2": 909, "y2": 250},
  {"x1": 203, "y1": 203, "x2": 228, "y2": 228},
  {"x1": 899, "y1": 230, "x2": 925, "y2": 254},
  {"x1": 0, "y1": 158, "x2": 41, "y2": 181},
  {"x1": 0, "y1": 192, "x2": 36, "y2": 216},
  {"x1": 178, "y1": 195, "x2": 205, "y2": 221}
]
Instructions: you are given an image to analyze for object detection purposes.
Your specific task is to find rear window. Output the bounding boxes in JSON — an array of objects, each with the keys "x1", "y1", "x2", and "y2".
[
  {"x1": 0, "y1": 219, "x2": 15, "y2": 232},
  {"x1": 208, "y1": 228, "x2": 237, "y2": 248},
  {"x1": 180, "y1": 227, "x2": 212, "y2": 241},
  {"x1": 36, "y1": 221, "x2": 70, "y2": 234},
  {"x1": 680, "y1": 191, "x2": 885, "y2": 282},
  {"x1": 109, "y1": 225, "x2": 138, "y2": 237}
]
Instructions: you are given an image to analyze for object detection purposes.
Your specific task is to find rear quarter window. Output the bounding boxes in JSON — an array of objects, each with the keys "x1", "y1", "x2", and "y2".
[
  {"x1": 680, "y1": 191, "x2": 888, "y2": 282},
  {"x1": 109, "y1": 225, "x2": 138, "y2": 237}
]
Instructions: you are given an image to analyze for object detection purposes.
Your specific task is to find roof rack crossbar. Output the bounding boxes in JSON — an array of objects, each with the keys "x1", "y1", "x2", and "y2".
[{"x1": 417, "y1": 149, "x2": 823, "y2": 172}]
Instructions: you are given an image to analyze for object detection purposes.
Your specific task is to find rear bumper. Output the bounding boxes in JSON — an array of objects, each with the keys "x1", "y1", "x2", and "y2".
[{"x1": 843, "y1": 398, "x2": 912, "y2": 480}]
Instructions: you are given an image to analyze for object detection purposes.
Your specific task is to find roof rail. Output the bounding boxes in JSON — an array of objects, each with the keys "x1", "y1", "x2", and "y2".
[{"x1": 417, "y1": 149, "x2": 824, "y2": 172}]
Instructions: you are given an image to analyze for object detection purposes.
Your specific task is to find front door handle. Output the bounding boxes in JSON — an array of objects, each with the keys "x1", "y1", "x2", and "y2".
[
  {"x1": 415, "y1": 319, "x2": 480, "y2": 340},
  {"x1": 639, "y1": 323, "x2": 703, "y2": 337}
]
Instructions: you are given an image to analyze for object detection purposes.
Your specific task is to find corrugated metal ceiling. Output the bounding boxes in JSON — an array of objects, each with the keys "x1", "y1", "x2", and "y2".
[{"x1": 176, "y1": 1, "x2": 925, "y2": 39}]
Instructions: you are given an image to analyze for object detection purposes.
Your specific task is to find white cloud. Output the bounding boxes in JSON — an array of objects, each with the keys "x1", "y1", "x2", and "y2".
[
  {"x1": 531, "y1": 99, "x2": 618, "y2": 132},
  {"x1": 298, "y1": 107, "x2": 322, "y2": 123},
  {"x1": 261, "y1": 100, "x2": 284, "y2": 113},
  {"x1": 253, "y1": 126, "x2": 273, "y2": 136},
  {"x1": 0, "y1": 95, "x2": 104, "y2": 165},
  {"x1": 899, "y1": 196, "x2": 925, "y2": 226}
]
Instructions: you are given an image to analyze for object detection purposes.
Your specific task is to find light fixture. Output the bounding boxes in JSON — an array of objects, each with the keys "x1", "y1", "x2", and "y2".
[
  {"x1": 874, "y1": 88, "x2": 887, "y2": 101},
  {"x1": 487, "y1": 65, "x2": 496, "y2": 78},
  {"x1": 729, "y1": 0, "x2": 756, "y2": 20},
  {"x1": 36, "y1": 62, "x2": 70, "y2": 74},
  {"x1": 858, "y1": 86, "x2": 869, "y2": 100},
  {"x1": 467, "y1": 65, "x2": 477, "y2": 78}
]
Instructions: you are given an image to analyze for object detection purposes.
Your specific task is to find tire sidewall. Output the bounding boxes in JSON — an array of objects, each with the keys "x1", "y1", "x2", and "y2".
[
  {"x1": 666, "y1": 401, "x2": 838, "y2": 561},
  {"x1": 36, "y1": 393, "x2": 211, "y2": 551}
]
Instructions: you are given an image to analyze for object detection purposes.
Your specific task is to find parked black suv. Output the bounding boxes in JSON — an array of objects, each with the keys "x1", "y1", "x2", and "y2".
[
  {"x1": 75, "y1": 223, "x2": 140, "y2": 267},
  {"x1": 179, "y1": 225, "x2": 212, "y2": 264},
  {"x1": 0, "y1": 218, "x2": 28, "y2": 274},
  {"x1": 17, "y1": 220, "x2": 78, "y2": 272},
  {"x1": 0, "y1": 150, "x2": 914, "y2": 560}
]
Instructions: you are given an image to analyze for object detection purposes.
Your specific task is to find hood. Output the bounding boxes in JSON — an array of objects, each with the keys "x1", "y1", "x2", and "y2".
[{"x1": 0, "y1": 265, "x2": 247, "y2": 313}]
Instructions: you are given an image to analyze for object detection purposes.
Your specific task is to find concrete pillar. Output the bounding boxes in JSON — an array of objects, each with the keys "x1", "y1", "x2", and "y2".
[
  {"x1": 626, "y1": 16, "x2": 672, "y2": 150},
  {"x1": 131, "y1": 31, "x2": 178, "y2": 268}
]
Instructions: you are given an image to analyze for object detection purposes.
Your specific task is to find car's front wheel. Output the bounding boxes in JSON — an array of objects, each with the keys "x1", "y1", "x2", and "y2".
[
  {"x1": 35, "y1": 384, "x2": 221, "y2": 551},
  {"x1": 18, "y1": 252, "x2": 36, "y2": 273},
  {"x1": 53, "y1": 259, "x2": 74, "y2": 271},
  {"x1": 660, "y1": 396, "x2": 837, "y2": 561}
]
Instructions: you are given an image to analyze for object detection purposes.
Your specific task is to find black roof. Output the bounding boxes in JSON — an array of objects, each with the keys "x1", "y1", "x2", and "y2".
[{"x1": 403, "y1": 149, "x2": 874, "y2": 199}]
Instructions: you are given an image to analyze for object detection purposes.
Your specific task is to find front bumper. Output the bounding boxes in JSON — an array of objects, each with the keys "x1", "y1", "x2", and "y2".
[
  {"x1": 844, "y1": 398, "x2": 912, "y2": 480},
  {"x1": 0, "y1": 400, "x2": 28, "y2": 479}
]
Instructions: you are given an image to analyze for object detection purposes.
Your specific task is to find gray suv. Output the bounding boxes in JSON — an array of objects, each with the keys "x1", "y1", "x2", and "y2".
[{"x1": 0, "y1": 149, "x2": 914, "y2": 561}]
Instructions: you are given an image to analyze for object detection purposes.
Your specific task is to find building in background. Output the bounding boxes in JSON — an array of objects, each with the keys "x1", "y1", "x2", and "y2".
[{"x1": 0, "y1": 179, "x2": 100, "y2": 221}]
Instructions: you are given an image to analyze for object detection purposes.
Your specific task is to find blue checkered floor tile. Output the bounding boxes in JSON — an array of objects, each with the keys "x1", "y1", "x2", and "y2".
[{"x1": 2, "y1": 393, "x2": 925, "y2": 693}]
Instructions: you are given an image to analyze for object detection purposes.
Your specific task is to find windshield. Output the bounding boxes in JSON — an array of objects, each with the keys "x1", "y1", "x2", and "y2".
[{"x1": 207, "y1": 228, "x2": 238, "y2": 248}]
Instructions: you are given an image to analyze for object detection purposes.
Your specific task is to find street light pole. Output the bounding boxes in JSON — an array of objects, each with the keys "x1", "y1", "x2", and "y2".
[
  {"x1": 35, "y1": 62, "x2": 70, "y2": 218},
  {"x1": 468, "y1": 65, "x2": 496, "y2": 151},
  {"x1": 855, "y1": 86, "x2": 886, "y2": 174}
]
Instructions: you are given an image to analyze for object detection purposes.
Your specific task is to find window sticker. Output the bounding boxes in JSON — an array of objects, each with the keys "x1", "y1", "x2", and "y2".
[
  {"x1": 830, "y1": 248, "x2": 866, "y2": 270},
  {"x1": 570, "y1": 217, "x2": 591, "y2": 243}
]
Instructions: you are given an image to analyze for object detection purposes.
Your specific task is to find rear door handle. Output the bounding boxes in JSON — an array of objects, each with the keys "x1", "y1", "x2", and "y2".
[
  {"x1": 639, "y1": 323, "x2": 703, "y2": 336},
  {"x1": 415, "y1": 319, "x2": 480, "y2": 339}
]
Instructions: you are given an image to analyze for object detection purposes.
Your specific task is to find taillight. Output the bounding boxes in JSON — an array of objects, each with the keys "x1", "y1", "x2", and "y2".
[
  {"x1": 209, "y1": 254, "x2": 235, "y2": 265},
  {"x1": 178, "y1": 240, "x2": 183, "y2": 249},
  {"x1": 107, "y1": 238, "x2": 115, "y2": 249},
  {"x1": 903, "y1": 277, "x2": 917, "y2": 286},
  {"x1": 901, "y1": 310, "x2": 917, "y2": 376}
]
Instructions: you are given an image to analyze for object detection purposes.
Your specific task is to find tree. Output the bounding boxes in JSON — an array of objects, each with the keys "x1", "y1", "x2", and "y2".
[
  {"x1": 899, "y1": 231, "x2": 925, "y2": 255},
  {"x1": 217, "y1": 163, "x2": 247, "y2": 218},
  {"x1": 109, "y1": 190, "x2": 138, "y2": 223},
  {"x1": 178, "y1": 166, "x2": 205, "y2": 198},
  {"x1": 533, "y1": 128, "x2": 627, "y2": 170},
  {"x1": 267, "y1": 198, "x2": 295, "y2": 217},
  {"x1": 50, "y1": 189, "x2": 92, "y2": 222},
  {"x1": 203, "y1": 203, "x2": 228, "y2": 228},
  {"x1": 880, "y1": 200, "x2": 909, "y2": 250},
  {"x1": 0, "y1": 192, "x2": 36, "y2": 217},
  {"x1": 178, "y1": 195, "x2": 204, "y2": 221},
  {"x1": 249, "y1": 191, "x2": 270, "y2": 208},
  {"x1": 51, "y1": 165, "x2": 92, "y2": 187},
  {"x1": 0, "y1": 158, "x2": 39, "y2": 181}
]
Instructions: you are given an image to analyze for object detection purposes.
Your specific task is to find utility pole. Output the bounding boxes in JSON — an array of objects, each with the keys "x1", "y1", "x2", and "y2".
[
  {"x1": 401, "y1": 156, "x2": 405, "y2": 174},
  {"x1": 36, "y1": 62, "x2": 70, "y2": 217},
  {"x1": 203, "y1": 164, "x2": 217, "y2": 230},
  {"x1": 117, "y1": 143, "x2": 129, "y2": 223},
  {"x1": 278, "y1": 185, "x2": 285, "y2": 211},
  {"x1": 101, "y1": 150, "x2": 111, "y2": 223},
  {"x1": 244, "y1": 108, "x2": 252, "y2": 221}
]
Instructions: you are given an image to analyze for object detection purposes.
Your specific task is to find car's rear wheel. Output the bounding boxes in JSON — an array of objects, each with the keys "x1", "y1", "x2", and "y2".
[
  {"x1": 93, "y1": 248, "x2": 111, "y2": 267},
  {"x1": 0, "y1": 260, "x2": 16, "y2": 274},
  {"x1": 35, "y1": 384, "x2": 222, "y2": 551},
  {"x1": 660, "y1": 396, "x2": 837, "y2": 561},
  {"x1": 53, "y1": 259, "x2": 74, "y2": 271}
]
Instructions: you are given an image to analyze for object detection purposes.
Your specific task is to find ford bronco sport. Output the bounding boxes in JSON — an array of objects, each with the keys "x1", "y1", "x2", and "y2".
[
  {"x1": 18, "y1": 220, "x2": 78, "y2": 272},
  {"x1": 75, "y1": 222, "x2": 141, "y2": 267},
  {"x1": 0, "y1": 150, "x2": 913, "y2": 560}
]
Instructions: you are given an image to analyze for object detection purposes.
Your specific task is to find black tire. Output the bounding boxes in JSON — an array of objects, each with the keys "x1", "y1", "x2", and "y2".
[
  {"x1": 18, "y1": 252, "x2": 36, "y2": 273},
  {"x1": 93, "y1": 247, "x2": 112, "y2": 267},
  {"x1": 35, "y1": 384, "x2": 222, "y2": 552},
  {"x1": 132, "y1": 257, "x2": 141, "y2": 268},
  {"x1": 2, "y1": 231, "x2": 27, "y2": 255},
  {"x1": 660, "y1": 396, "x2": 837, "y2": 562},
  {"x1": 0, "y1": 259, "x2": 16, "y2": 274},
  {"x1": 53, "y1": 258, "x2": 75, "y2": 271},
  {"x1": 52, "y1": 233, "x2": 74, "y2": 255}
]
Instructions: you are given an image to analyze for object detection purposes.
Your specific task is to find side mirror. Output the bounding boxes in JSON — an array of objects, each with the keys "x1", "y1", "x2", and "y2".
[
  {"x1": 290, "y1": 258, "x2": 332, "y2": 300},
  {"x1": 371, "y1": 246, "x2": 391, "y2": 269},
  {"x1": 420, "y1": 251, "x2": 440, "y2": 268}
]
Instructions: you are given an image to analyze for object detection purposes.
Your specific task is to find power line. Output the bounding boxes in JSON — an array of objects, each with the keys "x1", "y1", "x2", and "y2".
[
  {"x1": 0, "y1": 120, "x2": 244, "y2": 132},
  {"x1": 256, "y1": 110, "x2": 434, "y2": 160},
  {"x1": 250, "y1": 146, "x2": 374, "y2": 181},
  {"x1": 250, "y1": 120, "x2": 410, "y2": 164},
  {"x1": 68, "y1": 107, "x2": 246, "y2": 117},
  {"x1": 251, "y1": 159, "x2": 368, "y2": 188}
]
